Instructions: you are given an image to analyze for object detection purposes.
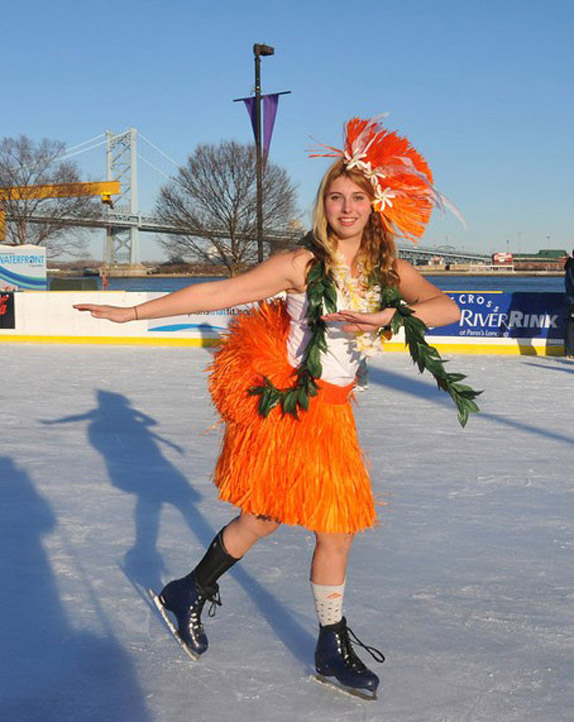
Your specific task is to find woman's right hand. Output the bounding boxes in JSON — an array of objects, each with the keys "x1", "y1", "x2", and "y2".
[{"x1": 73, "y1": 304, "x2": 137, "y2": 323}]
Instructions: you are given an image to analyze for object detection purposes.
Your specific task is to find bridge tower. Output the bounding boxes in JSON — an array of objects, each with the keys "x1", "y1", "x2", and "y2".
[{"x1": 103, "y1": 128, "x2": 141, "y2": 270}]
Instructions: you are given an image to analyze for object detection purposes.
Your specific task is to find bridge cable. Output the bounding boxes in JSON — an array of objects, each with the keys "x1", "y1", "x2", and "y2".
[
  {"x1": 64, "y1": 133, "x2": 106, "y2": 154},
  {"x1": 138, "y1": 132, "x2": 181, "y2": 170},
  {"x1": 58, "y1": 139, "x2": 108, "y2": 161},
  {"x1": 137, "y1": 154, "x2": 177, "y2": 182}
]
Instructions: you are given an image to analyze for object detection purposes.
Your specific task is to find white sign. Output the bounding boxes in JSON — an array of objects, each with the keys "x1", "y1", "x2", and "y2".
[{"x1": 0, "y1": 244, "x2": 47, "y2": 291}]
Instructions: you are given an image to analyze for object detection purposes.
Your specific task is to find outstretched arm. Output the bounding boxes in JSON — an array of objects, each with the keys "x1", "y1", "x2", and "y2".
[
  {"x1": 395, "y1": 259, "x2": 460, "y2": 327},
  {"x1": 74, "y1": 250, "x2": 309, "y2": 323}
]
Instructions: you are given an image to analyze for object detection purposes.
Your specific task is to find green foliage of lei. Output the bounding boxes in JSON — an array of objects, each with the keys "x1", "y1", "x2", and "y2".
[
  {"x1": 377, "y1": 280, "x2": 482, "y2": 427},
  {"x1": 249, "y1": 238, "x2": 481, "y2": 426},
  {"x1": 248, "y1": 247, "x2": 337, "y2": 420}
]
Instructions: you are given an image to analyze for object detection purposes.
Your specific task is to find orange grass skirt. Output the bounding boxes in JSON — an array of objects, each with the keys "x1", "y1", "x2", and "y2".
[{"x1": 208, "y1": 300, "x2": 377, "y2": 534}]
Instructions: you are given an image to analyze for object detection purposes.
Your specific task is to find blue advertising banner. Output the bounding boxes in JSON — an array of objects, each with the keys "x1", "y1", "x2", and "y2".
[{"x1": 427, "y1": 292, "x2": 568, "y2": 340}]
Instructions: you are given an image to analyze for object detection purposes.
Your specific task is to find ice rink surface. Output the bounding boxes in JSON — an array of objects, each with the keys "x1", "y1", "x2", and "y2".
[{"x1": 1, "y1": 343, "x2": 573, "y2": 722}]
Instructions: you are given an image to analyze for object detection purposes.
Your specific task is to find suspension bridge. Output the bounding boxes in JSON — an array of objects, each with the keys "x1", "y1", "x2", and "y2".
[{"x1": 6, "y1": 129, "x2": 489, "y2": 268}]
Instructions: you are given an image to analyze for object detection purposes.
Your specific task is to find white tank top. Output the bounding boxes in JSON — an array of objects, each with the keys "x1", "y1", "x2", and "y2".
[{"x1": 285, "y1": 291, "x2": 362, "y2": 387}]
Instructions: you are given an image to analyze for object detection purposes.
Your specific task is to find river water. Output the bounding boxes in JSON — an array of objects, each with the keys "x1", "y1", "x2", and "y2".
[{"x1": 105, "y1": 275, "x2": 566, "y2": 295}]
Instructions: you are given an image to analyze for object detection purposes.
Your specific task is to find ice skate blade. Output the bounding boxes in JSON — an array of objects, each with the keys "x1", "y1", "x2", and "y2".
[
  {"x1": 312, "y1": 674, "x2": 378, "y2": 701},
  {"x1": 148, "y1": 588, "x2": 201, "y2": 662}
]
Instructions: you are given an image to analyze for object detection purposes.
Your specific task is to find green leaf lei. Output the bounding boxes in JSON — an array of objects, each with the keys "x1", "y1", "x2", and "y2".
[
  {"x1": 248, "y1": 250, "x2": 338, "y2": 419},
  {"x1": 378, "y1": 282, "x2": 482, "y2": 427},
  {"x1": 249, "y1": 239, "x2": 481, "y2": 426}
]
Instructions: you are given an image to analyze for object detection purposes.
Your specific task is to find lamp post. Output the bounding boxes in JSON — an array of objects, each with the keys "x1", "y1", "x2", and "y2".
[{"x1": 253, "y1": 43, "x2": 274, "y2": 263}]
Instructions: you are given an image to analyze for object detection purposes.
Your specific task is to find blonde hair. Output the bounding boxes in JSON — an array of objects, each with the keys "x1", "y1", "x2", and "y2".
[{"x1": 311, "y1": 160, "x2": 399, "y2": 285}]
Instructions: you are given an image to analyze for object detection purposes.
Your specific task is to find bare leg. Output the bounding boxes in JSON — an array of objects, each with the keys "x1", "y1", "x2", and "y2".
[
  {"x1": 222, "y1": 513, "x2": 281, "y2": 559},
  {"x1": 310, "y1": 532, "x2": 355, "y2": 585}
]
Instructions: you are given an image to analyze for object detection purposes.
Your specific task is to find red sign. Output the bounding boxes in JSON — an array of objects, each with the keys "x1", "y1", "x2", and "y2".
[
  {"x1": 0, "y1": 292, "x2": 15, "y2": 328},
  {"x1": 492, "y1": 252, "x2": 514, "y2": 265}
]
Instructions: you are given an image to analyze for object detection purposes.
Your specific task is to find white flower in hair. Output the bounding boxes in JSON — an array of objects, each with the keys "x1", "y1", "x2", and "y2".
[
  {"x1": 310, "y1": 115, "x2": 458, "y2": 241},
  {"x1": 373, "y1": 187, "x2": 396, "y2": 212}
]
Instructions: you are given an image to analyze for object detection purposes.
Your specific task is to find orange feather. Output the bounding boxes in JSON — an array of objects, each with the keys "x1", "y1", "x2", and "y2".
[{"x1": 312, "y1": 116, "x2": 439, "y2": 242}]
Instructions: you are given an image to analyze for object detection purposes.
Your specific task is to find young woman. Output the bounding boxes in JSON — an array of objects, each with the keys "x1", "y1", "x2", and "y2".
[{"x1": 75, "y1": 117, "x2": 463, "y2": 698}]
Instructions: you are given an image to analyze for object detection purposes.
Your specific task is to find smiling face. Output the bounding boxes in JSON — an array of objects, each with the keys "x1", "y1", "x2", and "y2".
[{"x1": 324, "y1": 175, "x2": 373, "y2": 246}]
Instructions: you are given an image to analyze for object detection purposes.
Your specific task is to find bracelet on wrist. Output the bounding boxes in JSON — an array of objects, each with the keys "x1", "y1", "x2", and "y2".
[{"x1": 133, "y1": 306, "x2": 139, "y2": 321}]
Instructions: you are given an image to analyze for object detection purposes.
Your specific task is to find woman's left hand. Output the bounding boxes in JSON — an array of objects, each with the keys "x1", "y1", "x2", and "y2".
[{"x1": 322, "y1": 308, "x2": 396, "y2": 333}]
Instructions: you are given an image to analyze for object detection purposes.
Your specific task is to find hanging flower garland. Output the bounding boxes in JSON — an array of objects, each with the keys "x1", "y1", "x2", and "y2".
[{"x1": 330, "y1": 250, "x2": 385, "y2": 357}]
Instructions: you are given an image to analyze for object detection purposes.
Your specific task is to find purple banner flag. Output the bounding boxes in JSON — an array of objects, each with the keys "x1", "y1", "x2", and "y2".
[
  {"x1": 241, "y1": 96, "x2": 257, "y2": 138},
  {"x1": 240, "y1": 93, "x2": 282, "y2": 161},
  {"x1": 262, "y1": 93, "x2": 280, "y2": 160}
]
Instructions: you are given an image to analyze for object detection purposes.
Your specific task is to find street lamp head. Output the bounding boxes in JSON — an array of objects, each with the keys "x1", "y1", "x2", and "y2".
[{"x1": 253, "y1": 43, "x2": 275, "y2": 56}]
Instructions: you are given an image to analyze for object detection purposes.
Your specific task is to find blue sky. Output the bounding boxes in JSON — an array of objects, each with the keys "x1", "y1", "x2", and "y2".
[{"x1": 2, "y1": 0, "x2": 573, "y2": 260}]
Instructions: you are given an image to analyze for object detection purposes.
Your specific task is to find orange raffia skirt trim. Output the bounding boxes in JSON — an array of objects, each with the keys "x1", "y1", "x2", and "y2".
[{"x1": 208, "y1": 299, "x2": 377, "y2": 534}]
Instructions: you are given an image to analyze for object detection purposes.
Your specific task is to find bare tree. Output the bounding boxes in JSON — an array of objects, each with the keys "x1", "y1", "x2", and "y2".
[
  {"x1": 0, "y1": 135, "x2": 98, "y2": 256},
  {"x1": 156, "y1": 141, "x2": 299, "y2": 276}
]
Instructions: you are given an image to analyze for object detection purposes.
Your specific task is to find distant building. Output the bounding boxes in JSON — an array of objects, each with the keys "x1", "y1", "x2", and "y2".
[{"x1": 511, "y1": 249, "x2": 567, "y2": 271}]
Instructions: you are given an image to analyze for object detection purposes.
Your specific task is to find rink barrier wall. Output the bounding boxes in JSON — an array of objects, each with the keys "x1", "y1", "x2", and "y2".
[{"x1": 0, "y1": 290, "x2": 568, "y2": 356}]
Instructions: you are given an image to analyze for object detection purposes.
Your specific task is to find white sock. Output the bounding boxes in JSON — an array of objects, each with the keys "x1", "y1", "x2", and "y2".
[{"x1": 311, "y1": 580, "x2": 346, "y2": 627}]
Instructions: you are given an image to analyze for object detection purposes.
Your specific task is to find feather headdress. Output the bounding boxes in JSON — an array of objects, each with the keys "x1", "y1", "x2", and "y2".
[{"x1": 311, "y1": 116, "x2": 459, "y2": 242}]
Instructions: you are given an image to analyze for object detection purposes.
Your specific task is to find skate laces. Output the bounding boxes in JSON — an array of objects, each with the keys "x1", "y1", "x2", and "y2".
[
  {"x1": 347, "y1": 626, "x2": 385, "y2": 664},
  {"x1": 205, "y1": 588, "x2": 222, "y2": 618}
]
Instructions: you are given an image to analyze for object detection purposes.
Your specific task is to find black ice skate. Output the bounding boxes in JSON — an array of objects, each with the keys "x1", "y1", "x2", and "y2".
[
  {"x1": 314, "y1": 617, "x2": 385, "y2": 700},
  {"x1": 150, "y1": 571, "x2": 221, "y2": 660}
]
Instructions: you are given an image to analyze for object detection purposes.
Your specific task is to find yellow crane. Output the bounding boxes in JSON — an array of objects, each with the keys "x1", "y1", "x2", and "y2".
[{"x1": 0, "y1": 180, "x2": 120, "y2": 241}]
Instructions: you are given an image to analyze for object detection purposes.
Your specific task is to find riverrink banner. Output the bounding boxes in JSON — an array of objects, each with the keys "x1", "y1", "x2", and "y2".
[{"x1": 426, "y1": 291, "x2": 568, "y2": 342}]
